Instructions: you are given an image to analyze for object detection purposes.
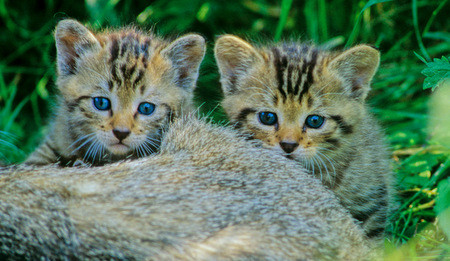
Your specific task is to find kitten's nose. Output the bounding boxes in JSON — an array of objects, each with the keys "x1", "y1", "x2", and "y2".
[
  {"x1": 113, "y1": 128, "x2": 130, "y2": 142},
  {"x1": 280, "y1": 142, "x2": 299, "y2": 154}
]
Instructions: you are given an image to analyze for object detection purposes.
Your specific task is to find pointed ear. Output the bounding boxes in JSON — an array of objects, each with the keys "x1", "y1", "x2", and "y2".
[
  {"x1": 55, "y1": 19, "x2": 101, "y2": 76},
  {"x1": 328, "y1": 45, "x2": 380, "y2": 100},
  {"x1": 214, "y1": 35, "x2": 263, "y2": 95},
  {"x1": 161, "y1": 34, "x2": 206, "y2": 90}
]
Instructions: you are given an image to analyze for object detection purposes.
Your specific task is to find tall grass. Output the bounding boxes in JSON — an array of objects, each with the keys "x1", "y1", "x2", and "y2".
[{"x1": 0, "y1": 0, "x2": 448, "y2": 258}]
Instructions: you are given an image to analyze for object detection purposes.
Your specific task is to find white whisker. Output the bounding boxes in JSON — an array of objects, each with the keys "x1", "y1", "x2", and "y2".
[
  {"x1": 314, "y1": 152, "x2": 331, "y2": 183},
  {"x1": 316, "y1": 149, "x2": 337, "y2": 186},
  {"x1": 67, "y1": 133, "x2": 96, "y2": 152},
  {"x1": 311, "y1": 156, "x2": 323, "y2": 181}
]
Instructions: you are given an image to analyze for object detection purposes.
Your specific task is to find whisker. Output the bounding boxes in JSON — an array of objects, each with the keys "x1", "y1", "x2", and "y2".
[
  {"x1": 315, "y1": 152, "x2": 331, "y2": 183},
  {"x1": 83, "y1": 141, "x2": 95, "y2": 162},
  {"x1": 67, "y1": 134, "x2": 97, "y2": 156},
  {"x1": 316, "y1": 150, "x2": 337, "y2": 186},
  {"x1": 143, "y1": 139, "x2": 157, "y2": 154},
  {"x1": 67, "y1": 133, "x2": 96, "y2": 150},
  {"x1": 311, "y1": 156, "x2": 323, "y2": 181}
]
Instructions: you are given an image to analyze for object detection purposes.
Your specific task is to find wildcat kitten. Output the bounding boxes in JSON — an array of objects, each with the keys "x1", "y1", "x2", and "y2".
[
  {"x1": 25, "y1": 19, "x2": 205, "y2": 166},
  {"x1": 214, "y1": 35, "x2": 393, "y2": 240}
]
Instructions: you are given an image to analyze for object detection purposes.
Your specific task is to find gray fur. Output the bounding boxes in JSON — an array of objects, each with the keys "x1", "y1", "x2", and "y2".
[{"x1": 0, "y1": 117, "x2": 379, "y2": 260}]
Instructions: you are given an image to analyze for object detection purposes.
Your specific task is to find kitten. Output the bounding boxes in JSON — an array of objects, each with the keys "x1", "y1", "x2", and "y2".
[
  {"x1": 214, "y1": 35, "x2": 393, "y2": 240},
  {"x1": 25, "y1": 19, "x2": 205, "y2": 166}
]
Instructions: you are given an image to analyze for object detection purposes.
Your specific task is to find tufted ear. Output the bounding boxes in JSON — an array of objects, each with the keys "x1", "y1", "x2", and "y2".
[
  {"x1": 55, "y1": 19, "x2": 101, "y2": 76},
  {"x1": 328, "y1": 45, "x2": 380, "y2": 101},
  {"x1": 161, "y1": 34, "x2": 206, "y2": 90},
  {"x1": 214, "y1": 35, "x2": 263, "y2": 95}
]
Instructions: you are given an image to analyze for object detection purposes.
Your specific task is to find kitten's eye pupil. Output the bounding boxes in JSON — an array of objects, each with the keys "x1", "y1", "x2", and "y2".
[
  {"x1": 259, "y1": 112, "x2": 277, "y2": 126},
  {"x1": 93, "y1": 97, "x2": 111, "y2": 111},
  {"x1": 138, "y1": 102, "x2": 155, "y2": 115},
  {"x1": 305, "y1": 115, "x2": 325, "y2": 129}
]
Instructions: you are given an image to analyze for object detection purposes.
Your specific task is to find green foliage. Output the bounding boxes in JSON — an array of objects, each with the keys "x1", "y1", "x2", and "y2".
[
  {"x1": 0, "y1": 71, "x2": 27, "y2": 163},
  {"x1": 0, "y1": 0, "x2": 449, "y2": 258},
  {"x1": 345, "y1": 0, "x2": 393, "y2": 47},
  {"x1": 274, "y1": 0, "x2": 293, "y2": 42},
  {"x1": 416, "y1": 54, "x2": 450, "y2": 91}
]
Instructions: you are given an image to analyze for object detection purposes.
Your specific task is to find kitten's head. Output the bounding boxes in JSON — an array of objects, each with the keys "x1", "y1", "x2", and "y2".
[
  {"x1": 215, "y1": 35, "x2": 379, "y2": 165},
  {"x1": 54, "y1": 19, "x2": 205, "y2": 163}
]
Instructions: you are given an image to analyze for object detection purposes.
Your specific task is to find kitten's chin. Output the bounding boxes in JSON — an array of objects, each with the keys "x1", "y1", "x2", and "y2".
[{"x1": 108, "y1": 144, "x2": 131, "y2": 155}]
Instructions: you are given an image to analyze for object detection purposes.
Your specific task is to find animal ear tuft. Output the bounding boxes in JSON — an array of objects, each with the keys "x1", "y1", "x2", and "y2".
[
  {"x1": 161, "y1": 34, "x2": 206, "y2": 90},
  {"x1": 328, "y1": 45, "x2": 380, "y2": 100},
  {"x1": 55, "y1": 19, "x2": 101, "y2": 76},
  {"x1": 214, "y1": 35, "x2": 263, "y2": 95}
]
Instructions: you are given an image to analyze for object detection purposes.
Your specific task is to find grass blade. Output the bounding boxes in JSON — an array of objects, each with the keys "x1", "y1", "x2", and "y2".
[
  {"x1": 412, "y1": 0, "x2": 431, "y2": 61},
  {"x1": 274, "y1": 0, "x2": 293, "y2": 42},
  {"x1": 346, "y1": 0, "x2": 393, "y2": 47}
]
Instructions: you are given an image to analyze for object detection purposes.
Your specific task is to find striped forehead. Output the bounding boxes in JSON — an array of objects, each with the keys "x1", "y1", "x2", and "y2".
[
  {"x1": 105, "y1": 31, "x2": 161, "y2": 92},
  {"x1": 270, "y1": 44, "x2": 321, "y2": 104}
]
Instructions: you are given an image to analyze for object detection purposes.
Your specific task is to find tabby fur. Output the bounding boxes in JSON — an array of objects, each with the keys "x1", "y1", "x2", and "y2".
[
  {"x1": 215, "y1": 35, "x2": 393, "y2": 240},
  {"x1": 25, "y1": 19, "x2": 205, "y2": 166}
]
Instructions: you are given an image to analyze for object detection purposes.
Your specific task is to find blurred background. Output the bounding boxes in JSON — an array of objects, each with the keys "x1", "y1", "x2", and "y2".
[{"x1": 0, "y1": 0, "x2": 449, "y2": 258}]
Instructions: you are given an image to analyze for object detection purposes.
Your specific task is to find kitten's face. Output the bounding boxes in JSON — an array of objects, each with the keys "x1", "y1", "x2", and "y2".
[
  {"x1": 215, "y1": 35, "x2": 379, "y2": 168},
  {"x1": 54, "y1": 20, "x2": 205, "y2": 163},
  {"x1": 64, "y1": 60, "x2": 174, "y2": 158}
]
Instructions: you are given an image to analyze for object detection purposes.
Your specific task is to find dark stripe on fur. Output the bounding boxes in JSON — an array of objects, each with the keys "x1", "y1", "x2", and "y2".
[
  {"x1": 160, "y1": 103, "x2": 174, "y2": 123},
  {"x1": 330, "y1": 115, "x2": 353, "y2": 134},
  {"x1": 354, "y1": 185, "x2": 387, "y2": 205},
  {"x1": 139, "y1": 84, "x2": 146, "y2": 95},
  {"x1": 141, "y1": 38, "x2": 151, "y2": 68},
  {"x1": 272, "y1": 47, "x2": 287, "y2": 100},
  {"x1": 111, "y1": 62, "x2": 120, "y2": 83},
  {"x1": 352, "y1": 198, "x2": 388, "y2": 223},
  {"x1": 298, "y1": 49, "x2": 318, "y2": 102},
  {"x1": 366, "y1": 227, "x2": 385, "y2": 238},
  {"x1": 128, "y1": 64, "x2": 137, "y2": 86},
  {"x1": 120, "y1": 39, "x2": 128, "y2": 57},
  {"x1": 67, "y1": 96, "x2": 91, "y2": 112},
  {"x1": 110, "y1": 36, "x2": 120, "y2": 62},
  {"x1": 286, "y1": 65, "x2": 294, "y2": 94},
  {"x1": 45, "y1": 142, "x2": 61, "y2": 162},
  {"x1": 234, "y1": 108, "x2": 256, "y2": 129},
  {"x1": 325, "y1": 138, "x2": 340, "y2": 148},
  {"x1": 108, "y1": 80, "x2": 114, "y2": 91}
]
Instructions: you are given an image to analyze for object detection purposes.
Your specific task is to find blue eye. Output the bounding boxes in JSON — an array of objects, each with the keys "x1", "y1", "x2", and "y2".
[
  {"x1": 93, "y1": 97, "x2": 111, "y2": 111},
  {"x1": 258, "y1": 112, "x2": 278, "y2": 126},
  {"x1": 138, "y1": 102, "x2": 155, "y2": 115},
  {"x1": 305, "y1": 115, "x2": 325, "y2": 129}
]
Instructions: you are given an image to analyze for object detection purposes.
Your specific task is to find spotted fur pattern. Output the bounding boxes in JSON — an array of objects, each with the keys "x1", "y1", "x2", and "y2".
[
  {"x1": 25, "y1": 19, "x2": 205, "y2": 166},
  {"x1": 215, "y1": 35, "x2": 393, "y2": 240}
]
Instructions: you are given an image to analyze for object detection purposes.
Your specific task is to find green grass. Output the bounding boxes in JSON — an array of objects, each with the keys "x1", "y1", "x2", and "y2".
[{"x1": 0, "y1": 0, "x2": 449, "y2": 258}]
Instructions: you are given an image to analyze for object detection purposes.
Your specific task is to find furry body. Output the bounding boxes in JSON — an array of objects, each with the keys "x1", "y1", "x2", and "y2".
[{"x1": 0, "y1": 117, "x2": 377, "y2": 260}]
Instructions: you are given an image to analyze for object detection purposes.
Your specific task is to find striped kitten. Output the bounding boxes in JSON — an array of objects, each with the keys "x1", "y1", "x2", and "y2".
[
  {"x1": 25, "y1": 19, "x2": 205, "y2": 166},
  {"x1": 215, "y1": 35, "x2": 393, "y2": 240}
]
